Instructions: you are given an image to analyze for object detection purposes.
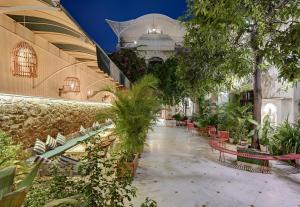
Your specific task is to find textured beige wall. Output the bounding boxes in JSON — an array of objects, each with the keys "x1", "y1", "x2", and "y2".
[
  {"x1": 0, "y1": 13, "x2": 115, "y2": 101},
  {"x1": 0, "y1": 94, "x2": 109, "y2": 147},
  {"x1": 0, "y1": 14, "x2": 116, "y2": 147}
]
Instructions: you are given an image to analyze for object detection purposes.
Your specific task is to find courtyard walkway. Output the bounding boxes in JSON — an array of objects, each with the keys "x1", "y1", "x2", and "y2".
[{"x1": 132, "y1": 126, "x2": 300, "y2": 207}]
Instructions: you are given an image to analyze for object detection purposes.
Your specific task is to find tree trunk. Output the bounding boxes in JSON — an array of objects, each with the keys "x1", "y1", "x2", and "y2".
[
  {"x1": 250, "y1": 27, "x2": 263, "y2": 149},
  {"x1": 252, "y1": 56, "x2": 262, "y2": 149}
]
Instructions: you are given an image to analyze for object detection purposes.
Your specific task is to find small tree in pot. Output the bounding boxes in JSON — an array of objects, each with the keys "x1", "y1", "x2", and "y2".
[{"x1": 97, "y1": 75, "x2": 160, "y2": 175}]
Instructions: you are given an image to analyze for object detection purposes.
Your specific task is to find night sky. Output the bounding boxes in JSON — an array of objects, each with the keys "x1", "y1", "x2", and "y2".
[{"x1": 61, "y1": 0, "x2": 187, "y2": 53}]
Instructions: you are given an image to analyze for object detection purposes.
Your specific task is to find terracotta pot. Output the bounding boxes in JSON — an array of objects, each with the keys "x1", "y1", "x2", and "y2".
[{"x1": 126, "y1": 153, "x2": 139, "y2": 177}]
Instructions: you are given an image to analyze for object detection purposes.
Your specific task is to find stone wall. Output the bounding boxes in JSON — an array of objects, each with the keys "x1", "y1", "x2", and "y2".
[{"x1": 0, "y1": 94, "x2": 109, "y2": 148}]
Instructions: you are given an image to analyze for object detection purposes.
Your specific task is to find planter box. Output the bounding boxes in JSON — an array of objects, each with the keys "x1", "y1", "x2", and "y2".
[
  {"x1": 123, "y1": 153, "x2": 139, "y2": 177},
  {"x1": 237, "y1": 147, "x2": 269, "y2": 167}
]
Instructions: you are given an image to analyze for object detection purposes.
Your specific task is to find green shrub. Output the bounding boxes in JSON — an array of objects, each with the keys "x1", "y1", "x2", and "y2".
[
  {"x1": 269, "y1": 120, "x2": 300, "y2": 155},
  {"x1": 258, "y1": 115, "x2": 274, "y2": 146},
  {"x1": 77, "y1": 138, "x2": 136, "y2": 207},
  {"x1": 24, "y1": 166, "x2": 80, "y2": 207},
  {"x1": 141, "y1": 197, "x2": 157, "y2": 207},
  {"x1": 218, "y1": 101, "x2": 255, "y2": 143},
  {"x1": 172, "y1": 113, "x2": 182, "y2": 121},
  {"x1": 0, "y1": 130, "x2": 30, "y2": 180}
]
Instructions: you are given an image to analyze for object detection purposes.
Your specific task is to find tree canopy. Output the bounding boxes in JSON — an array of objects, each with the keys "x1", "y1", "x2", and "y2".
[
  {"x1": 148, "y1": 57, "x2": 185, "y2": 105},
  {"x1": 109, "y1": 49, "x2": 147, "y2": 82},
  {"x1": 179, "y1": 0, "x2": 299, "y2": 94},
  {"x1": 178, "y1": 0, "x2": 300, "y2": 147}
]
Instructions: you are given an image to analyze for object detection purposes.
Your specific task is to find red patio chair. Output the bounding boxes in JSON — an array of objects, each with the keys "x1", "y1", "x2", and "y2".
[
  {"x1": 217, "y1": 131, "x2": 229, "y2": 147},
  {"x1": 208, "y1": 127, "x2": 217, "y2": 138}
]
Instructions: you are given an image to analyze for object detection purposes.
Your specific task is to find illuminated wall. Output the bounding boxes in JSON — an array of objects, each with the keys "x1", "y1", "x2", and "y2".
[
  {"x1": 0, "y1": 13, "x2": 116, "y2": 146},
  {"x1": 0, "y1": 93, "x2": 109, "y2": 147},
  {"x1": 0, "y1": 13, "x2": 115, "y2": 101}
]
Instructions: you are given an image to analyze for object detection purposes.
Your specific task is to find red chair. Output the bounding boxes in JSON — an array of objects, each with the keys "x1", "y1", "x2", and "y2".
[
  {"x1": 208, "y1": 127, "x2": 217, "y2": 138},
  {"x1": 217, "y1": 131, "x2": 229, "y2": 147}
]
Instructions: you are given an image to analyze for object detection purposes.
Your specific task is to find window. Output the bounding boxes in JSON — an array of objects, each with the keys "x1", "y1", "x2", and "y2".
[
  {"x1": 11, "y1": 42, "x2": 37, "y2": 78},
  {"x1": 63, "y1": 77, "x2": 80, "y2": 92}
]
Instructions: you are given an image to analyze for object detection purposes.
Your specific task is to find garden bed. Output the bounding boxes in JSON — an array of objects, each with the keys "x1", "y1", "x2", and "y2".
[{"x1": 237, "y1": 147, "x2": 270, "y2": 167}]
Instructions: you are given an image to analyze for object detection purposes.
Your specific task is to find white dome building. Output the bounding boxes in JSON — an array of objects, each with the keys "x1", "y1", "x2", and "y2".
[{"x1": 106, "y1": 13, "x2": 186, "y2": 63}]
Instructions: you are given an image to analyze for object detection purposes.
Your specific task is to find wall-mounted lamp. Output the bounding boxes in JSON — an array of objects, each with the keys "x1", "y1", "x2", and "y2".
[
  {"x1": 87, "y1": 88, "x2": 93, "y2": 97},
  {"x1": 11, "y1": 42, "x2": 38, "y2": 78},
  {"x1": 59, "y1": 77, "x2": 80, "y2": 96}
]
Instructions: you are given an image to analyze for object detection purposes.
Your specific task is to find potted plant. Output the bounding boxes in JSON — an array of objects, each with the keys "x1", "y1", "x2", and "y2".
[
  {"x1": 269, "y1": 119, "x2": 300, "y2": 156},
  {"x1": 96, "y1": 75, "x2": 160, "y2": 177},
  {"x1": 255, "y1": 115, "x2": 274, "y2": 152},
  {"x1": 218, "y1": 101, "x2": 254, "y2": 144},
  {"x1": 172, "y1": 113, "x2": 182, "y2": 126}
]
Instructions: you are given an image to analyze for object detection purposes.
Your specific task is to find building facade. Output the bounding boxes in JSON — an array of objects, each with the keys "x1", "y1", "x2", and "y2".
[
  {"x1": 0, "y1": 0, "x2": 130, "y2": 146},
  {"x1": 106, "y1": 13, "x2": 186, "y2": 63}
]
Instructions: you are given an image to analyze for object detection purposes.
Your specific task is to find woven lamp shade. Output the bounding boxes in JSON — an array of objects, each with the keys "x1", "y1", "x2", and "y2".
[
  {"x1": 63, "y1": 77, "x2": 80, "y2": 92},
  {"x1": 11, "y1": 42, "x2": 37, "y2": 78}
]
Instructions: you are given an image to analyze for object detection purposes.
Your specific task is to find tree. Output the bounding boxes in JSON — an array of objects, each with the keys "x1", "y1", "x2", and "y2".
[
  {"x1": 148, "y1": 57, "x2": 185, "y2": 105},
  {"x1": 180, "y1": 0, "x2": 300, "y2": 148},
  {"x1": 109, "y1": 49, "x2": 147, "y2": 82}
]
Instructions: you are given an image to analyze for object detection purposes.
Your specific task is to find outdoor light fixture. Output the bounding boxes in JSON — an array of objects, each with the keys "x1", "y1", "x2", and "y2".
[
  {"x1": 11, "y1": 42, "x2": 38, "y2": 78},
  {"x1": 87, "y1": 88, "x2": 93, "y2": 97},
  {"x1": 59, "y1": 77, "x2": 80, "y2": 96},
  {"x1": 51, "y1": 0, "x2": 61, "y2": 7},
  {"x1": 148, "y1": 28, "x2": 162, "y2": 34}
]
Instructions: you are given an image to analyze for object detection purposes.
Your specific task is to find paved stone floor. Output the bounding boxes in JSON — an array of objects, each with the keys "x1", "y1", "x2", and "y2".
[{"x1": 132, "y1": 126, "x2": 300, "y2": 207}]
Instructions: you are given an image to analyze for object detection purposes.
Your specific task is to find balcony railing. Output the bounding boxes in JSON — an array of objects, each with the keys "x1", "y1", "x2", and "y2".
[{"x1": 96, "y1": 46, "x2": 131, "y2": 88}]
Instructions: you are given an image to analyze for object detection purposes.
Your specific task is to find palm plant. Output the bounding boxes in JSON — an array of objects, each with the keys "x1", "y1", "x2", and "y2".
[
  {"x1": 218, "y1": 101, "x2": 255, "y2": 144},
  {"x1": 269, "y1": 120, "x2": 300, "y2": 155},
  {"x1": 97, "y1": 75, "x2": 160, "y2": 158},
  {"x1": 0, "y1": 163, "x2": 40, "y2": 207}
]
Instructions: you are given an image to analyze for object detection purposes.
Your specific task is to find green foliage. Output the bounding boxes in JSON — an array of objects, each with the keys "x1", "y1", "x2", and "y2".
[
  {"x1": 147, "y1": 57, "x2": 185, "y2": 105},
  {"x1": 197, "y1": 113, "x2": 218, "y2": 128},
  {"x1": 0, "y1": 162, "x2": 41, "y2": 207},
  {"x1": 24, "y1": 166, "x2": 81, "y2": 207},
  {"x1": 180, "y1": 0, "x2": 300, "y2": 147},
  {"x1": 109, "y1": 49, "x2": 147, "y2": 82},
  {"x1": 218, "y1": 100, "x2": 255, "y2": 143},
  {"x1": 78, "y1": 138, "x2": 136, "y2": 207},
  {"x1": 182, "y1": 0, "x2": 300, "y2": 87},
  {"x1": 172, "y1": 113, "x2": 182, "y2": 121},
  {"x1": 25, "y1": 143, "x2": 138, "y2": 207},
  {"x1": 258, "y1": 115, "x2": 275, "y2": 146},
  {"x1": 140, "y1": 197, "x2": 157, "y2": 207},
  {"x1": 269, "y1": 120, "x2": 300, "y2": 155},
  {"x1": 97, "y1": 75, "x2": 160, "y2": 156},
  {"x1": 195, "y1": 99, "x2": 218, "y2": 127},
  {"x1": 0, "y1": 166, "x2": 15, "y2": 199},
  {"x1": 0, "y1": 130, "x2": 29, "y2": 180}
]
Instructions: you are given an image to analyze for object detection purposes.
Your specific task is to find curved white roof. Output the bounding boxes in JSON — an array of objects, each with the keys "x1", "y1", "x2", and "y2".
[{"x1": 106, "y1": 13, "x2": 185, "y2": 45}]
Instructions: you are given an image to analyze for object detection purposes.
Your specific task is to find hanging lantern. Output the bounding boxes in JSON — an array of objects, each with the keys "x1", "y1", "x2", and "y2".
[
  {"x1": 11, "y1": 42, "x2": 38, "y2": 78},
  {"x1": 59, "y1": 77, "x2": 80, "y2": 96}
]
